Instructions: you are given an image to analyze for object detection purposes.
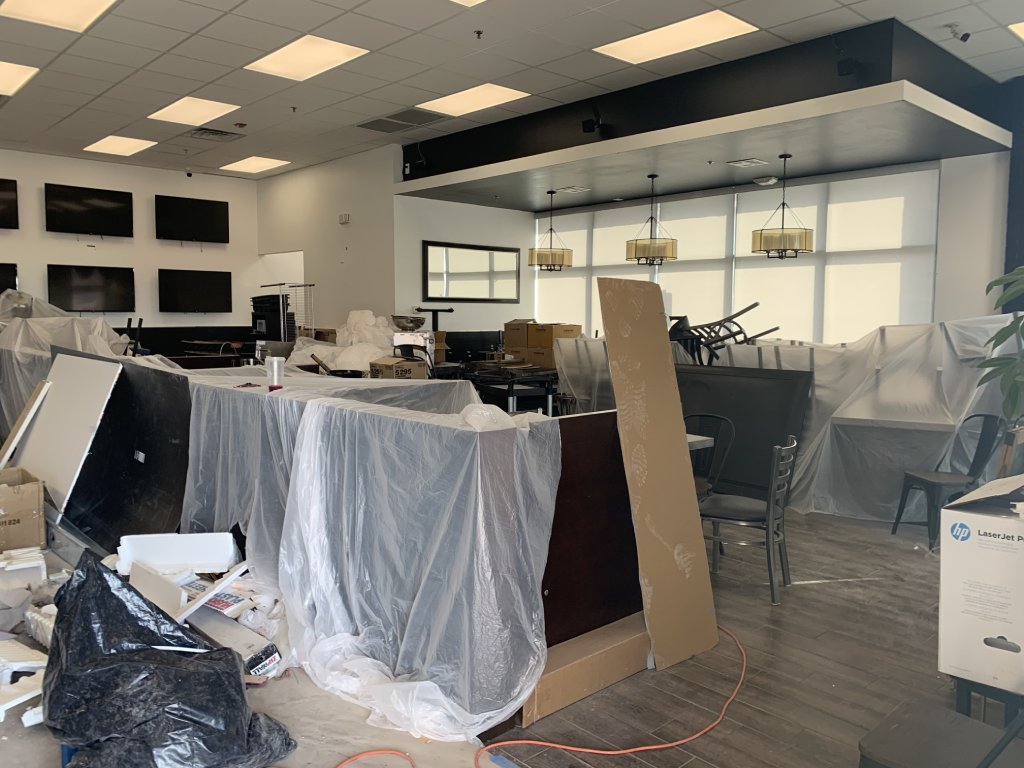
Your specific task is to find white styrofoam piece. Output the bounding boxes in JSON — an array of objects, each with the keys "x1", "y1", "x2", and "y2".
[
  {"x1": 14, "y1": 355, "x2": 122, "y2": 513},
  {"x1": 0, "y1": 588, "x2": 30, "y2": 633},
  {"x1": 23, "y1": 604, "x2": 56, "y2": 649},
  {"x1": 0, "y1": 549, "x2": 46, "y2": 591},
  {"x1": 0, "y1": 670, "x2": 42, "y2": 723},
  {"x1": 116, "y1": 532, "x2": 239, "y2": 576},
  {"x1": 20, "y1": 703, "x2": 43, "y2": 727},
  {"x1": 129, "y1": 561, "x2": 188, "y2": 617},
  {"x1": 0, "y1": 639, "x2": 47, "y2": 686}
]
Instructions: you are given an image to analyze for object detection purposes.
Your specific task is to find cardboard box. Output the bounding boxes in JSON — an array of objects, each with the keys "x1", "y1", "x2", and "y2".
[
  {"x1": 504, "y1": 319, "x2": 534, "y2": 348},
  {"x1": 504, "y1": 347, "x2": 528, "y2": 362},
  {"x1": 0, "y1": 468, "x2": 45, "y2": 552},
  {"x1": 527, "y1": 348, "x2": 555, "y2": 368},
  {"x1": 522, "y1": 612, "x2": 649, "y2": 727},
  {"x1": 939, "y1": 476, "x2": 1024, "y2": 695},
  {"x1": 434, "y1": 331, "x2": 448, "y2": 363},
  {"x1": 527, "y1": 323, "x2": 582, "y2": 349},
  {"x1": 369, "y1": 357, "x2": 427, "y2": 380},
  {"x1": 313, "y1": 328, "x2": 337, "y2": 344},
  {"x1": 189, "y1": 605, "x2": 282, "y2": 677}
]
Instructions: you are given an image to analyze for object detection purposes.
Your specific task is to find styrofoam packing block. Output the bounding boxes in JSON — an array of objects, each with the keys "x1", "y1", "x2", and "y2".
[
  {"x1": 23, "y1": 605, "x2": 56, "y2": 649},
  {"x1": 117, "y1": 532, "x2": 239, "y2": 576},
  {"x1": 0, "y1": 670, "x2": 42, "y2": 723},
  {"x1": 20, "y1": 704, "x2": 43, "y2": 727}
]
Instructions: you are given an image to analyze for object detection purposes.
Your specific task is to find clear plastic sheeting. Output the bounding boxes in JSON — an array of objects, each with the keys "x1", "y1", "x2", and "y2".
[
  {"x1": 719, "y1": 316, "x2": 1010, "y2": 521},
  {"x1": 179, "y1": 376, "x2": 482, "y2": 590},
  {"x1": 0, "y1": 289, "x2": 70, "y2": 322},
  {"x1": 0, "y1": 316, "x2": 129, "y2": 433},
  {"x1": 279, "y1": 400, "x2": 560, "y2": 741}
]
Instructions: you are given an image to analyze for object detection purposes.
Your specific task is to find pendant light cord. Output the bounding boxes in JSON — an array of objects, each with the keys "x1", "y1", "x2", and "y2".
[
  {"x1": 547, "y1": 191, "x2": 555, "y2": 249},
  {"x1": 780, "y1": 155, "x2": 787, "y2": 232},
  {"x1": 649, "y1": 175, "x2": 656, "y2": 240}
]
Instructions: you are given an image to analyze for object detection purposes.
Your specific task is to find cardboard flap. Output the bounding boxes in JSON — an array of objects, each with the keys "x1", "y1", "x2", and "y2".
[{"x1": 945, "y1": 474, "x2": 1024, "y2": 511}]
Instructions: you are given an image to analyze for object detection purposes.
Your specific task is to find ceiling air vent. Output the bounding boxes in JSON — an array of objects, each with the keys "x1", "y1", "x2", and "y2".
[
  {"x1": 357, "y1": 118, "x2": 412, "y2": 133},
  {"x1": 726, "y1": 158, "x2": 768, "y2": 168},
  {"x1": 189, "y1": 127, "x2": 244, "y2": 142},
  {"x1": 556, "y1": 186, "x2": 591, "y2": 194},
  {"x1": 358, "y1": 108, "x2": 444, "y2": 134}
]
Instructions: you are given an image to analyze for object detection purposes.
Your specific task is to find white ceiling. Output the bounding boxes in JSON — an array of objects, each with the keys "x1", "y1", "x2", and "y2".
[{"x1": 0, "y1": 0, "x2": 1021, "y2": 179}]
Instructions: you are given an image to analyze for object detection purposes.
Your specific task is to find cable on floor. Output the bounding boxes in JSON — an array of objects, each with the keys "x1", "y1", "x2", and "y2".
[{"x1": 333, "y1": 624, "x2": 746, "y2": 768}]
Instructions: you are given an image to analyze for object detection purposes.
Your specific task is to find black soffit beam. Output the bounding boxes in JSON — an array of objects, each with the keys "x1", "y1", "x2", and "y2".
[{"x1": 401, "y1": 19, "x2": 1003, "y2": 184}]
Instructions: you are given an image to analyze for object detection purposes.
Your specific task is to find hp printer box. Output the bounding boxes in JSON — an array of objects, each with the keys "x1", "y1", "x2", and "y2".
[{"x1": 939, "y1": 475, "x2": 1024, "y2": 695}]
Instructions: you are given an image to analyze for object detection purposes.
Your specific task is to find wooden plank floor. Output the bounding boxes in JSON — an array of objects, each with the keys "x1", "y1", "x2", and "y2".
[{"x1": 490, "y1": 512, "x2": 955, "y2": 768}]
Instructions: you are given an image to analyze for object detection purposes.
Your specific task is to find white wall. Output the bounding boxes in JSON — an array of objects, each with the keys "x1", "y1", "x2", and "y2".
[
  {"x1": 934, "y1": 152, "x2": 1010, "y2": 321},
  {"x1": 394, "y1": 196, "x2": 536, "y2": 331},
  {"x1": 257, "y1": 146, "x2": 398, "y2": 328},
  {"x1": 0, "y1": 148, "x2": 260, "y2": 327}
]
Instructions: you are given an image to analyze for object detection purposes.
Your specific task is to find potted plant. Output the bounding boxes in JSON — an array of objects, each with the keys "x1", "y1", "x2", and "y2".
[{"x1": 980, "y1": 266, "x2": 1024, "y2": 422}]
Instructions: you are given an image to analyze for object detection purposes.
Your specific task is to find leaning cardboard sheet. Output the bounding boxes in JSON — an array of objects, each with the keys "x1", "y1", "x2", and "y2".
[
  {"x1": 279, "y1": 400, "x2": 561, "y2": 741},
  {"x1": 940, "y1": 475, "x2": 1024, "y2": 695}
]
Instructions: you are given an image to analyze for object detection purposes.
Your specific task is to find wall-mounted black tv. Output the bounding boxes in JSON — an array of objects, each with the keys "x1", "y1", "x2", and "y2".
[
  {"x1": 158, "y1": 268, "x2": 231, "y2": 313},
  {"x1": 45, "y1": 183, "x2": 133, "y2": 237},
  {"x1": 0, "y1": 180, "x2": 18, "y2": 229},
  {"x1": 47, "y1": 265, "x2": 135, "y2": 312},
  {"x1": 155, "y1": 195, "x2": 229, "y2": 243},
  {"x1": 0, "y1": 264, "x2": 17, "y2": 292}
]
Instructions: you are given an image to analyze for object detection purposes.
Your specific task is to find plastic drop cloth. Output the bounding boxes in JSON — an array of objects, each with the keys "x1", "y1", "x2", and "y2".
[
  {"x1": 179, "y1": 376, "x2": 482, "y2": 590},
  {"x1": 286, "y1": 336, "x2": 386, "y2": 373},
  {"x1": 278, "y1": 400, "x2": 560, "y2": 741},
  {"x1": 0, "y1": 288, "x2": 70, "y2": 321}
]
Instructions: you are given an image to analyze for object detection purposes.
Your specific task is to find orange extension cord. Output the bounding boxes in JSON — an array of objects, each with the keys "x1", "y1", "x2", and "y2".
[{"x1": 333, "y1": 625, "x2": 747, "y2": 768}]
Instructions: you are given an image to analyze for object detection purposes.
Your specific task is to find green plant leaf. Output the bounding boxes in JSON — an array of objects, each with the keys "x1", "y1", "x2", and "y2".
[
  {"x1": 977, "y1": 357, "x2": 1015, "y2": 369},
  {"x1": 993, "y1": 283, "x2": 1024, "y2": 309},
  {"x1": 979, "y1": 368, "x2": 1008, "y2": 386},
  {"x1": 987, "y1": 317, "x2": 1024, "y2": 348},
  {"x1": 987, "y1": 267, "x2": 1024, "y2": 293}
]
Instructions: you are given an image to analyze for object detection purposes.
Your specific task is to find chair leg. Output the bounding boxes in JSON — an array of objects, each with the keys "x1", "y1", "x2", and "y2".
[
  {"x1": 766, "y1": 525, "x2": 780, "y2": 605},
  {"x1": 778, "y1": 524, "x2": 792, "y2": 587},
  {"x1": 925, "y1": 485, "x2": 942, "y2": 551},
  {"x1": 711, "y1": 522, "x2": 721, "y2": 574},
  {"x1": 892, "y1": 477, "x2": 914, "y2": 535}
]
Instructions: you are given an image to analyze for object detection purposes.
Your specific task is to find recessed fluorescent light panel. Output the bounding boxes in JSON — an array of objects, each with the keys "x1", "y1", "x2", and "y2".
[
  {"x1": 220, "y1": 156, "x2": 291, "y2": 174},
  {"x1": 449, "y1": 0, "x2": 487, "y2": 6},
  {"x1": 149, "y1": 97, "x2": 240, "y2": 126},
  {"x1": 1010, "y1": 22, "x2": 1024, "y2": 41},
  {"x1": 418, "y1": 83, "x2": 529, "y2": 117},
  {"x1": 84, "y1": 136, "x2": 157, "y2": 156},
  {"x1": 245, "y1": 35, "x2": 368, "y2": 81},
  {"x1": 0, "y1": 0, "x2": 118, "y2": 33},
  {"x1": 594, "y1": 10, "x2": 758, "y2": 64},
  {"x1": 0, "y1": 60, "x2": 39, "y2": 96}
]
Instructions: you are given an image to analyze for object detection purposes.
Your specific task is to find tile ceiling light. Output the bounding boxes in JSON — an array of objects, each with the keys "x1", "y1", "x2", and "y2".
[
  {"x1": 449, "y1": 0, "x2": 488, "y2": 6},
  {"x1": 0, "y1": 0, "x2": 118, "y2": 33},
  {"x1": 149, "y1": 97, "x2": 241, "y2": 126},
  {"x1": 220, "y1": 156, "x2": 291, "y2": 174},
  {"x1": 84, "y1": 136, "x2": 157, "y2": 156},
  {"x1": 0, "y1": 60, "x2": 39, "y2": 96},
  {"x1": 418, "y1": 83, "x2": 529, "y2": 117},
  {"x1": 594, "y1": 10, "x2": 758, "y2": 65},
  {"x1": 1010, "y1": 22, "x2": 1024, "y2": 41},
  {"x1": 245, "y1": 35, "x2": 369, "y2": 81}
]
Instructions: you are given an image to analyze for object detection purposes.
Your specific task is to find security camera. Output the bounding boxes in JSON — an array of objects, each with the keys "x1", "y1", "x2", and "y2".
[
  {"x1": 945, "y1": 24, "x2": 970, "y2": 43},
  {"x1": 185, "y1": 168, "x2": 193, "y2": 178}
]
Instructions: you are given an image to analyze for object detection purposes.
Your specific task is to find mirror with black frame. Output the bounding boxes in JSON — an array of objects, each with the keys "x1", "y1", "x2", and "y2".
[{"x1": 422, "y1": 240, "x2": 520, "y2": 303}]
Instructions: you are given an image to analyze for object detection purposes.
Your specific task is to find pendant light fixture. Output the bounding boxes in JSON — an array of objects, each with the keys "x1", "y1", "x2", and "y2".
[
  {"x1": 751, "y1": 153, "x2": 813, "y2": 259},
  {"x1": 626, "y1": 173, "x2": 677, "y2": 266},
  {"x1": 529, "y1": 190, "x2": 573, "y2": 272}
]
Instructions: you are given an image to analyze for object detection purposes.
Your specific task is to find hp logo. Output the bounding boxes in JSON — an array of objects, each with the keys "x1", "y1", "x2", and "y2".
[{"x1": 950, "y1": 522, "x2": 971, "y2": 542}]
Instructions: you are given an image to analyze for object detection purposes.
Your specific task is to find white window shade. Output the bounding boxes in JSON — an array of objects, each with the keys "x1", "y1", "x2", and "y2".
[
  {"x1": 593, "y1": 207, "x2": 649, "y2": 266},
  {"x1": 658, "y1": 263, "x2": 728, "y2": 324},
  {"x1": 658, "y1": 195, "x2": 732, "y2": 261},
  {"x1": 735, "y1": 259, "x2": 819, "y2": 341},
  {"x1": 536, "y1": 271, "x2": 588, "y2": 329},
  {"x1": 826, "y1": 170, "x2": 938, "y2": 252}
]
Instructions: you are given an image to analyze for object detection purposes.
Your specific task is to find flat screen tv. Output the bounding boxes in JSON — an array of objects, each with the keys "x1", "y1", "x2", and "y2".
[
  {"x1": 158, "y1": 268, "x2": 231, "y2": 313},
  {"x1": 0, "y1": 263, "x2": 17, "y2": 292},
  {"x1": 45, "y1": 183, "x2": 133, "y2": 237},
  {"x1": 47, "y1": 265, "x2": 135, "y2": 312},
  {"x1": 155, "y1": 195, "x2": 229, "y2": 243},
  {"x1": 0, "y1": 180, "x2": 17, "y2": 229}
]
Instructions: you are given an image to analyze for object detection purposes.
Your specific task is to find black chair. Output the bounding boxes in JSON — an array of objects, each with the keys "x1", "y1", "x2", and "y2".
[
  {"x1": 684, "y1": 413, "x2": 735, "y2": 500},
  {"x1": 891, "y1": 414, "x2": 1006, "y2": 550},
  {"x1": 700, "y1": 435, "x2": 798, "y2": 605}
]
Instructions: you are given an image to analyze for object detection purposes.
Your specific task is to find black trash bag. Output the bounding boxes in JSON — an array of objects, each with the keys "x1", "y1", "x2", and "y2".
[{"x1": 43, "y1": 551, "x2": 296, "y2": 768}]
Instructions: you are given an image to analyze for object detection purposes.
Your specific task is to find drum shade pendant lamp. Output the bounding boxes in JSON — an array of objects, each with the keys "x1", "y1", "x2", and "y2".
[
  {"x1": 751, "y1": 153, "x2": 813, "y2": 259},
  {"x1": 626, "y1": 174, "x2": 677, "y2": 266},
  {"x1": 529, "y1": 190, "x2": 573, "y2": 272}
]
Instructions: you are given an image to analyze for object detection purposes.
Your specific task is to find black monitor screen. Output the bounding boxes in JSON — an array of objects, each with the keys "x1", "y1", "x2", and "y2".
[
  {"x1": 158, "y1": 268, "x2": 231, "y2": 313},
  {"x1": 47, "y1": 265, "x2": 135, "y2": 312},
  {"x1": 0, "y1": 180, "x2": 17, "y2": 229},
  {"x1": 0, "y1": 264, "x2": 17, "y2": 291},
  {"x1": 155, "y1": 195, "x2": 229, "y2": 243},
  {"x1": 45, "y1": 183, "x2": 133, "y2": 237}
]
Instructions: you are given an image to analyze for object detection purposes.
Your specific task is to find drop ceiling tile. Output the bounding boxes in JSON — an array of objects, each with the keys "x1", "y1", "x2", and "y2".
[
  {"x1": 427, "y1": 116, "x2": 481, "y2": 133},
  {"x1": 357, "y1": 0, "x2": 462, "y2": 28},
  {"x1": 0, "y1": 117, "x2": 62, "y2": 141},
  {"x1": 941, "y1": 26, "x2": 1021, "y2": 57},
  {"x1": 32, "y1": 71, "x2": 114, "y2": 97},
  {"x1": 483, "y1": 0, "x2": 596, "y2": 27},
  {"x1": 367, "y1": 82, "x2": 443, "y2": 105},
  {"x1": 306, "y1": 105, "x2": 374, "y2": 126},
  {"x1": 310, "y1": 67, "x2": 391, "y2": 95},
  {"x1": 497, "y1": 67, "x2": 576, "y2": 94},
  {"x1": 3, "y1": 99, "x2": 81, "y2": 119},
  {"x1": 484, "y1": 32, "x2": 583, "y2": 67},
  {"x1": 250, "y1": 83, "x2": 350, "y2": 112},
  {"x1": 422, "y1": 10, "x2": 531, "y2": 50},
  {"x1": 909, "y1": 6, "x2": 998, "y2": 41},
  {"x1": 401, "y1": 67, "x2": 480, "y2": 94},
  {"x1": 978, "y1": 0, "x2": 1024, "y2": 26},
  {"x1": 18, "y1": 84, "x2": 98, "y2": 108},
  {"x1": 968, "y1": 46, "x2": 1024, "y2": 72},
  {"x1": 46, "y1": 111, "x2": 134, "y2": 141},
  {"x1": 992, "y1": 64, "x2": 1024, "y2": 80},
  {"x1": 233, "y1": 0, "x2": 342, "y2": 31},
  {"x1": 496, "y1": 94, "x2": 561, "y2": 114},
  {"x1": 116, "y1": 118, "x2": 187, "y2": 139},
  {"x1": 541, "y1": 81, "x2": 610, "y2": 104},
  {"x1": 334, "y1": 94, "x2": 405, "y2": 117},
  {"x1": 848, "y1": 0, "x2": 976, "y2": 23},
  {"x1": 48, "y1": 54, "x2": 136, "y2": 83},
  {"x1": 306, "y1": 0, "x2": 367, "y2": 9},
  {"x1": 199, "y1": 101, "x2": 295, "y2": 131},
  {"x1": 542, "y1": 50, "x2": 629, "y2": 80},
  {"x1": 315, "y1": 13, "x2": 416, "y2": 49},
  {"x1": 146, "y1": 54, "x2": 234, "y2": 81},
  {"x1": 770, "y1": 7, "x2": 867, "y2": 42},
  {"x1": 728, "y1": 0, "x2": 841, "y2": 28},
  {"x1": 171, "y1": 35, "x2": 265, "y2": 67},
  {"x1": 87, "y1": 16, "x2": 193, "y2": 52},
  {"x1": 217, "y1": 68, "x2": 296, "y2": 96},
  {"x1": 639, "y1": 48, "x2": 719, "y2": 76},
  {"x1": 113, "y1": 0, "x2": 224, "y2": 32},
  {"x1": 0, "y1": 18, "x2": 79, "y2": 52},
  {"x1": 442, "y1": 52, "x2": 529, "y2": 79},
  {"x1": 86, "y1": 96, "x2": 154, "y2": 118},
  {"x1": 321, "y1": 125, "x2": 392, "y2": 146},
  {"x1": 107, "y1": 83, "x2": 190, "y2": 106},
  {"x1": 541, "y1": 10, "x2": 646, "y2": 49},
  {"x1": 203, "y1": 14, "x2": 301, "y2": 49},
  {"x1": 181, "y1": 0, "x2": 246, "y2": 9},
  {"x1": 699, "y1": 29, "x2": 788, "y2": 60},
  {"x1": 400, "y1": 125, "x2": 448, "y2": 142},
  {"x1": 66, "y1": 36, "x2": 162, "y2": 67},
  {"x1": 380, "y1": 33, "x2": 475, "y2": 66},
  {"x1": 460, "y1": 105, "x2": 521, "y2": 124},
  {"x1": 586, "y1": 67, "x2": 661, "y2": 90},
  {"x1": 0, "y1": 41, "x2": 58, "y2": 69},
  {"x1": 597, "y1": 0, "x2": 718, "y2": 30},
  {"x1": 123, "y1": 70, "x2": 207, "y2": 96},
  {"x1": 188, "y1": 82, "x2": 268, "y2": 105},
  {"x1": 343, "y1": 52, "x2": 429, "y2": 80}
]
